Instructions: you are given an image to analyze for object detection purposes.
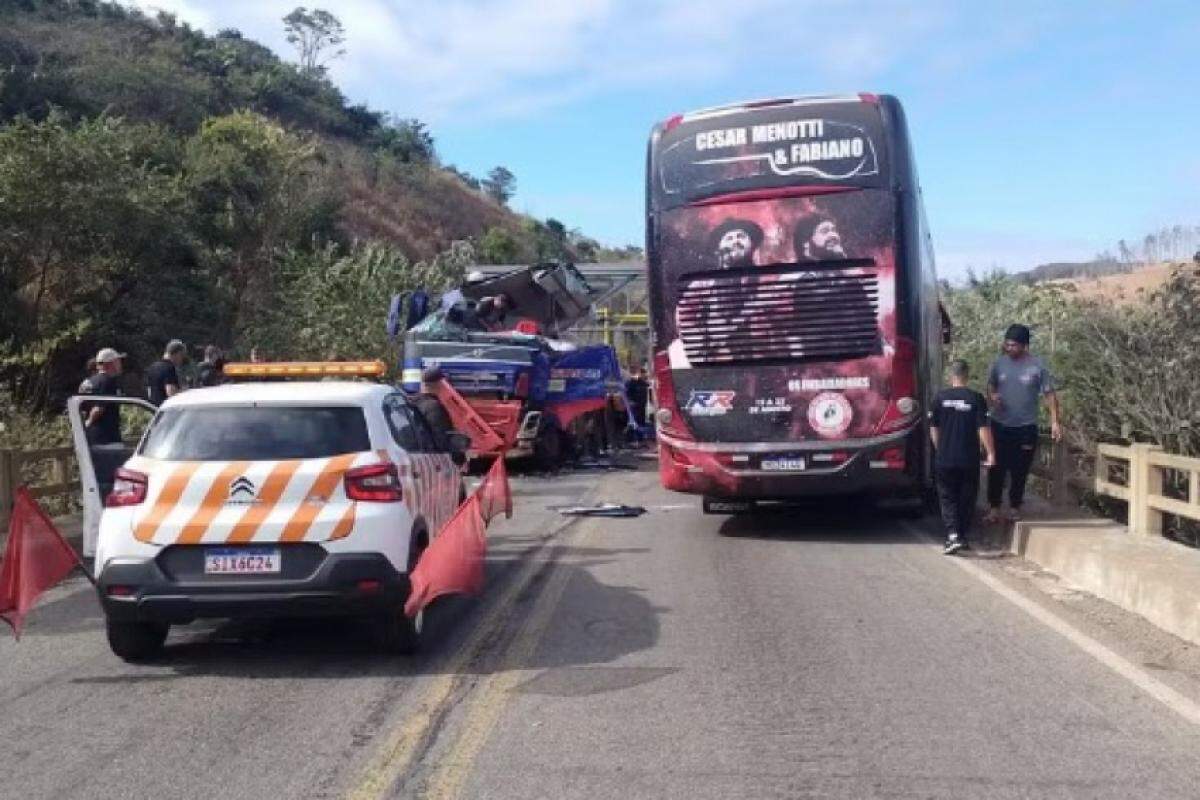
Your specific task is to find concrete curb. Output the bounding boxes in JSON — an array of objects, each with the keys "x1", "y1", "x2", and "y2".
[{"x1": 1011, "y1": 518, "x2": 1200, "y2": 646}]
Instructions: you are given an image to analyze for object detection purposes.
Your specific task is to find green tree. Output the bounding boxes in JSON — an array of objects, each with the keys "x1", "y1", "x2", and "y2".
[
  {"x1": 481, "y1": 166, "x2": 515, "y2": 205},
  {"x1": 182, "y1": 111, "x2": 336, "y2": 331},
  {"x1": 478, "y1": 226, "x2": 519, "y2": 264},
  {"x1": 0, "y1": 112, "x2": 206, "y2": 407},
  {"x1": 243, "y1": 240, "x2": 471, "y2": 364},
  {"x1": 282, "y1": 7, "x2": 346, "y2": 74}
]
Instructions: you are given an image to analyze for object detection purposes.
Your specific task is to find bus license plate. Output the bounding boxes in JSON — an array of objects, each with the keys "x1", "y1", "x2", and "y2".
[
  {"x1": 761, "y1": 457, "x2": 806, "y2": 472},
  {"x1": 205, "y1": 548, "x2": 281, "y2": 575}
]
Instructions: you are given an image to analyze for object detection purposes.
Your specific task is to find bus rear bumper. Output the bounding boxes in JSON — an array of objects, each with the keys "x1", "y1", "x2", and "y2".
[{"x1": 657, "y1": 428, "x2": 924, "y2": 500}]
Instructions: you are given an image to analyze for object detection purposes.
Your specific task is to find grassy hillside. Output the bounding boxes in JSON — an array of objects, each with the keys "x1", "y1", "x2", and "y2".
[
  {"x1": 0, "y1": 0, "x2": 533, "y2": 256},
  {"x1": 0, "y1": 0, "x2": 631, "y2": 418}
]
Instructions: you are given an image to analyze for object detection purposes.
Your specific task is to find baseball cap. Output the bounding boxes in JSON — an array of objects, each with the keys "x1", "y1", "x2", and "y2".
[{"x1": 95, "y1": 347, "x2": 126, "y2": 364}]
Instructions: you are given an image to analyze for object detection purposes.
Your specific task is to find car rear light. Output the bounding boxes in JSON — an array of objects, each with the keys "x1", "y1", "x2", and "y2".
[
  {"x1": 652, "y1": 351, "x2": 694, "y2": 441},
  {"x1": 345, "y1": 463, "x2": 404, "y2": 502},
  {"x1": 106, "y1": 585, "x2": 136, "y2": 597},
  {"x1": 877, "y1": 337, "x2": 920, "y2": 434},
  {"x1": 514, "y1": 372, "x2": 530, "y2": 398},
  {"x1": 858, "y1": 92, "x2": 880, "y2": 105},
  {"x1": 880, "y1": 447, "x2": 905, "y2": 468},
  {"x1": 105, "y1": 468, "x2": 148, "y2": 507},
  {"x1": 662, "y1": 113, "x2": 683, "y2": 132},
  {"x1": 811, "y1": 451, "x2": 850, "y2": 464},
  {"x1": 356, "y1": 579, "x2": 383, "y2": 593}
]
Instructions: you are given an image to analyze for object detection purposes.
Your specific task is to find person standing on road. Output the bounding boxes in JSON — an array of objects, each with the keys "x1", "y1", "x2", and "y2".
[
  {"x1": 78, "y1": 348, "x2": 126, "y2": 445},
  {"x1": 625, "y1": 365, "x2": 650, "y2": 429},
  {"x1": 145, "y1": 339, "x2": 186, "y2": 406},
  {"x1": 930, "y1": 360, "x2": 996, "y2": 555},
  {"x1": 985, "y1": 324, "x2": 1062, "y2": 523},
  {"x1": 412, "y1": 368, "x2": 455, "y2": 448}
]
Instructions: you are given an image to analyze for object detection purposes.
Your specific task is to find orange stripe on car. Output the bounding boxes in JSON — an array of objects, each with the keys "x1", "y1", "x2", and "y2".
[
  {"x1": 224, "y1": 460, "x2": 305, "y2": 544},
  {"x1": 175, "y1": 461, "x2": 251, "y2": 545},
  {"x1": 134, "y1": 463, "x2": 202, "y2": 543},
  {"x1": 279, "y1": 453, "x2": 359, "y2": 542},
  {"x1": 329, "y1": 503, "x2": 356, "y2": 540}
]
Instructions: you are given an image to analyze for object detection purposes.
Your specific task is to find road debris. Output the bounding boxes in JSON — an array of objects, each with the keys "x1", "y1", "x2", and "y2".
[{"x1": 558, "y1": 503, "x2": 647, "y2": 518}]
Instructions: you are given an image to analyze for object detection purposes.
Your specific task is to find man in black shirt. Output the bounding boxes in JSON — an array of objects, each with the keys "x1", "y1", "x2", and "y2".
[
  {"x1": 145, "y1": 339, "x2": 186, "y2": 406},
  {"x1": 625, "y1": 366, "x2": 650, "y2": 429},
  {"x1": 79, "y1": 347, "x2": 126, "y2": 445},
  {"x1": 929, "y1": 360, "x2": 997, "y2": 555},
  {"x1": 194, "y1": 345, "x2": 226, "y2": 388}
]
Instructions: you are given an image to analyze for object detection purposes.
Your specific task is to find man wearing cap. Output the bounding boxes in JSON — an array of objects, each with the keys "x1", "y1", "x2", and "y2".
[
  {"x1": 146, "y1": 340, "x2": 186, "y2": 407},
  {"x1": 79, "y1": 348, "x2": 126, "y2": 445},
  {"x1": 985, "y1": 324, "x2": 1062, "y2": 522}
]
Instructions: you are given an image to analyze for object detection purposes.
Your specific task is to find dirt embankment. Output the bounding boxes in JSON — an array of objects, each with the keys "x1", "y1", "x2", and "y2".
[{"x1": 1047, "y1": 263, "x2": 1197, "y2": 304}]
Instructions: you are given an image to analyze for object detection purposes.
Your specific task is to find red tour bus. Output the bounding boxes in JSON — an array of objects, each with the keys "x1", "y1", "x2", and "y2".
[{"x1": 646, "y1": 94, "x2": 947, "y2": 513}]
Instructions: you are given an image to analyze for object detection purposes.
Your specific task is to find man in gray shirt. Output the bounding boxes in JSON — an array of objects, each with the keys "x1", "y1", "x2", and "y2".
[{"x1": 985, "y1": 324, "x2": 1062, "y2": 522}]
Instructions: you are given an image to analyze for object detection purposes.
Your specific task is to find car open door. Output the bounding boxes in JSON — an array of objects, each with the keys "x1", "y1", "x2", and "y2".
[{"x1": 66, "y1": 395, "x2": 157, "y2": 557}]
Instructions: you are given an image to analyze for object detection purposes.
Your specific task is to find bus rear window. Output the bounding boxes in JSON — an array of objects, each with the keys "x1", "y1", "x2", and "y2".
[
  {"x1": 653, "y1": 101, "x2": 889, "y2": 209},
  {"x1": 140, "y1": 406, "x2": 370, "y2": 461}
]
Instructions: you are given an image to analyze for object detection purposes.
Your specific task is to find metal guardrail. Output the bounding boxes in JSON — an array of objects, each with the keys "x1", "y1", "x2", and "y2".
[
  {"x1": 1092, "y1": 443, "x2": 1200, "y2": 536},
  {"x1": 0, "y1": 446, "x2": 81, "y2": 530}
]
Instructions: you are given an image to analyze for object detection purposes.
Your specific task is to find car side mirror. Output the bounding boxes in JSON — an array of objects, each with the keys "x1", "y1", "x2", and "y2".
[{"x1": 446, "y1": 431, "x2": 471, "y2": 466}]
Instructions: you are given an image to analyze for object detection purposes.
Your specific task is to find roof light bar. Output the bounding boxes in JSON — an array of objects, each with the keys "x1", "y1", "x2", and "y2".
[{"x1": 223, "y1": 360, "x2": 388, "y2": 378}]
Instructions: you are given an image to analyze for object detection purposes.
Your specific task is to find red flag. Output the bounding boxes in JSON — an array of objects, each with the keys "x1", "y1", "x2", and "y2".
[
  {"x1": 476, "y1": 456, "x2": 512, "y2": 523},
  {"x1": 404, "y1": 495, "x2": 486, "y2": 617},
  {"x1": 0, "y1": 487, "x2": 83, "y2": 638}
]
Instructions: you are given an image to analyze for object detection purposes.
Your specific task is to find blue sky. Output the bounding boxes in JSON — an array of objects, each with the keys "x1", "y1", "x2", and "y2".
[{"x1": 133, "y1": 0, "x2": 1199, "y2": 279}]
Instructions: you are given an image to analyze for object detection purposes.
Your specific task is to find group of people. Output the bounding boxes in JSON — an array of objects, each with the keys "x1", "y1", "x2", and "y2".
[
  {"x1": 76, "y1": 341, "x2": 266, "y2": 445},
  {"x1": 930, "y1": 323, "x2": 1062, "y2": 555}
]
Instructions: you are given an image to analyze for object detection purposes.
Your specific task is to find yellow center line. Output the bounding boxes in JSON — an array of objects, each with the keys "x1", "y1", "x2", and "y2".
[
  {"x1": 421, "y1": 522, "x2": 596, "y2": 800},
  {"x1": 344, "y1": 514, "x2": 598, "y2": 800}
]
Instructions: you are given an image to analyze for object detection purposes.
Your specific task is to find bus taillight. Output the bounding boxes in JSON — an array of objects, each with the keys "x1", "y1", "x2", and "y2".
[
  {"x1": 877, "y1": 337, "x2": 920, "y2": 434},
  {"x1": 652, "y1": 351, "x2": 694, "y2": 441}
]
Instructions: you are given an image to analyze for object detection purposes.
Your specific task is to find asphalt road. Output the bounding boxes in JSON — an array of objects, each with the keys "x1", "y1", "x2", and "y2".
[{"x1": 5, "y1": 460, "x2": 1200, "y2": 799}]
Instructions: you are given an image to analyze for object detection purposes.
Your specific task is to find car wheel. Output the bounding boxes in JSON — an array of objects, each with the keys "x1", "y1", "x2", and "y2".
[
  {"x1": 369, "y1": 610, "x2": 421, "y2": 655},
  {"x1": 106, "y1": 619, "x2": 168, "y2": 663}
]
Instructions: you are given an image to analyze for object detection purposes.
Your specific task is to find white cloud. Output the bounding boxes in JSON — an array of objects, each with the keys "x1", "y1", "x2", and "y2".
[
  {"x1": 125, "y1": 0, "x2": 214, "y2": 29},
  {"x1": 126, "y1": 0, "x2": 1011, "y2": 125}
]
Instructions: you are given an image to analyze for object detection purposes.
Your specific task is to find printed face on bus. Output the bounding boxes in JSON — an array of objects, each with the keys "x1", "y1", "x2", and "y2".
[
  {"x1": 795, "y1": 215, "x2": 847, "y2": 262},
  {"x1": 812, "y1": 220, "x2": 843, "y2": 256},
  {"x1": 716, "y1": 228, "x2": 755, "y2": 268}
]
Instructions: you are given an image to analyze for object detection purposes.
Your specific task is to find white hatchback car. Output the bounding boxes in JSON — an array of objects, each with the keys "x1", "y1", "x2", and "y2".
[{"x1": 69, "y1": 379, "x2": 466, "y2": 662}]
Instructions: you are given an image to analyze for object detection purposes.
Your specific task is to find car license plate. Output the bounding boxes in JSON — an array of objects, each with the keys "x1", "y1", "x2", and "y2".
[
  {"x1": 204, "y1": 548, "x2": 281, "y2": 575},
  {"x1": 761, "y1": 457, "x2": 806, "y2": 472}
]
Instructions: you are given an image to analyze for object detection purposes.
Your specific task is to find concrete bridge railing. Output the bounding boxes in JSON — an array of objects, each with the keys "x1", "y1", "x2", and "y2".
[{"x1": 1093, "y1": 443, "x2": 1200, "y2": 537}]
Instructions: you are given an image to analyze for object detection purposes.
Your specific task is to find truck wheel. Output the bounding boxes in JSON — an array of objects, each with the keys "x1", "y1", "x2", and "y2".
[
  {"x1": 533, "y1": 420, "x2": 563, "y2": 470},
  {"x1": 106, "y1": 619, "x2": 168, "y2": 662}
]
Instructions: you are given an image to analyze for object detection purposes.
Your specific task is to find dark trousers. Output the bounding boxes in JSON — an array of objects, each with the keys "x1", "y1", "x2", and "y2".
[
  {"x1": 936, "y1": 466, "x2": 980, "y2": 540},
  {"x1": 987, "y1": 423, "x2": 1039, "y2": 509}
]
